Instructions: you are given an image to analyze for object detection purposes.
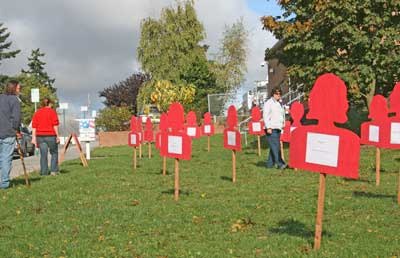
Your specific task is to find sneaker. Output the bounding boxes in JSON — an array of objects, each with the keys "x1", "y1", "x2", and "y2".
[
  {"x1": 50, "y1": 172, "x2": 59, "y2": 176},
  {"x1": 279, "y1": 164, "x2": 287, "y2": 170}
]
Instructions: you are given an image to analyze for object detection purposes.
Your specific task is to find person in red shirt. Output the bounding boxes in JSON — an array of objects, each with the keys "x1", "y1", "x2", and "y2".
[{"x1": 31, "y1": 97, "x2": 60, "y2": 176}]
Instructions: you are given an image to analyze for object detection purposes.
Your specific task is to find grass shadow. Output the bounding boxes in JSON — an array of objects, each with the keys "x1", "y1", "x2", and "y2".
[
  {"x1": 255, "y1": 161, "x2": 267, "y2": 168},
  {"x1": 268, "y1": 219, "x2": 332, "y2": 242},
  {"x1": 161, "y1": 189, "x2": 190, "y2": 196},
  {"x1": 353, "y1": 191, "x2": 395, "y2": 200},
  {"x1": 11, "y1": 177, "x2": 41, "y2": 187},
  {"x1": 395, "y1": 158, "x2": 400, "y2": 162},
  {"x1": 220, "y1": 176, "x2": 233, "y2": 182},
  {"x1": 343, "y1": 178, "x2": 371, "y2": 183}
]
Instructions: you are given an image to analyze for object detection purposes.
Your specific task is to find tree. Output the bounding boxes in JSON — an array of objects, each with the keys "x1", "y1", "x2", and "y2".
[
  {"x1": 96, "y1": 105, "x2": 132, "y2": 132},
  {"x1": 22, "y1": 48, "x2": 56, "y2": 92},
  {"x1": 262, "y1": 0, "x2": 400, "y2": 108},
  {"x1": 0, "y1": 23, "x2": 20, "y2": 66},
  {"x1": 212, "y1": 18, "x2": 249, "y2": 94},
  {"x1": 137, "y1": 0, "x2": 206, "y2": 83},
  {"x1": 99, "y1": 73, "x2": 150, "y2": 114}
]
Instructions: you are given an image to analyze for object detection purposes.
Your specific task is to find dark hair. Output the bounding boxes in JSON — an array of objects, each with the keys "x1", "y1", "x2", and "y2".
[
  {"x1": 4, "y1": 80, "x2": 20, "y2": 95},
  {"x1": 270, "y1": 87, "x2": 282, "y2": 97},
  {"x1": 41, "y1": 97, "x2": 53, "y2": 107}
]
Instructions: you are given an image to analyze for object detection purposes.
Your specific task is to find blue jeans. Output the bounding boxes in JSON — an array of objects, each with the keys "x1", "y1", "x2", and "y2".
[
  {"x1": 0, "y1": 137, "x2": 16, "y2": 188},
  {"x1": 266, "y1": 129, "x2": 285, "y2": 168},
  {"x1": 37, "y1": 136, "x2": 59, "y2": 175}
]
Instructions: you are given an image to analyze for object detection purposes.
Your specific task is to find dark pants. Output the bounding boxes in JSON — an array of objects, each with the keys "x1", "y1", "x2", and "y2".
[
  {"x1": 37, "y1": 136, "x2": 59, "y2": 175},
  {"x1": 266, "y1": 129, "x2": 285, "y2": 168}
]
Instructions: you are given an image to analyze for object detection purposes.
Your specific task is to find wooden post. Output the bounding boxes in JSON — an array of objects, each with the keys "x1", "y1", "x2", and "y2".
[
  {"x1": 314, "y1": 173, "x2": 327, "y2": 250},
  {"x1": 133, "y1": 147, "x2": 137, "y2": 170},
  {"x1": 16, "y1": 138, "x2": 30, "y2": 187},
  {"x1": 232, "y1": 150, "x2": 236, "y2": 183},
  {"x1": 174, "y1": 158, "x2": 180, "y2": 201},
  {"x1": 257, "y1": 135, "x2": 261, "y2": 156},
  {"x1": 280, "y1": 141, "x2": 285, "y2": 161},
  {"x1": 139, "y1": 144, "x2": 142, "y2": 159},
  {"x1": 207, "y1": 136, "x2": 210, "y2": 152},
  {"x1": 376, "y1": 147, "x2": 380, "y2": 186},
  {"x1": 162, "y1": 156, "x2": 167, "y2": 176},
  {"x1": 397, "y1": 168, "x2": 400, "y2": 205},
  {"x1": 148, "y1": 142, "x2": 152, "y2": 158}
]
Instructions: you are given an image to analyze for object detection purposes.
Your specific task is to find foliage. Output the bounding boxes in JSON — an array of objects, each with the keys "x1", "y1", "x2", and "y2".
[
  {"x1": 99, "y1": 73, "x2": 150, "y2": 114},
  {"x1": 96, "y1": 105, "x2": 132, "y2": 131},
  {"x1": 212, "y1": 18, "x2": 249, "y2": 94},
  {"x1": 137, "y1": 0, "x2": 206, "y2": 83},
  {"x1": 3, "y1": 136, "x2": 400, "y2": 257},
  {"x1": 261, "y1": 0, "x2": 400, "y2": 107},
  {"x1": 139, "y1": 80, "x2": 195, "y2": 113},
  {"x1": 21, "y1": 48, "x2": 56, "y2": 92},
  {"x1": 0, "y1": 23, "x2": 20, "y2": 66}
]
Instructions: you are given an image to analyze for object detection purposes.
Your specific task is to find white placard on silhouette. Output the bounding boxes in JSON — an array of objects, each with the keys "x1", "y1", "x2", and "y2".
[
  {"x1": 130, "y1": 134, "x2": 137, "y2": 145},
  {"x1": 168, "y1": 135, "x2": 183, "y2": 154},
  {"x1": 290, "y1": 126, "x2": 297, "y2": 132},
  {"x1": 187, "y1": 127, "x2": 196, "y2": 137},
  {"x1": 253, "y1": 122, "x2": 261, "y2": 132},
  {"x1": 204, "y1": 125, "x2": 211, "y2": 134},
  {"x1": 390, "y1": 122, "x2": 400, "y2": 144},
  {"x1": 305, "y1": 132, "x2": 339, "y2": 167},
  {"x1": 227, "y1": 131, "x2": 236, "y2": 146},
  {"x1": 369, "y1": 125, "x2": 379, "y2": 142}
]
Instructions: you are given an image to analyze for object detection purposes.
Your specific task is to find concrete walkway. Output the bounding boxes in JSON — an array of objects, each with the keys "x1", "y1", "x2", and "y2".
[{"x1": 10, "y1": 141, "x2": 98, "y2": 179}]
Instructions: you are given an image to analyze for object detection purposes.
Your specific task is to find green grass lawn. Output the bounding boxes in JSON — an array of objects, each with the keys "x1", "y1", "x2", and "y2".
[{"x1": 1, "y1": 134, "x2": 400, "y2": 257}]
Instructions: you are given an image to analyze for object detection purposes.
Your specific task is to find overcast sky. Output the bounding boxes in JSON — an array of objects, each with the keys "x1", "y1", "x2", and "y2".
[{"x1": 0, "y1": 0, "x2": 280, "y2": 116}]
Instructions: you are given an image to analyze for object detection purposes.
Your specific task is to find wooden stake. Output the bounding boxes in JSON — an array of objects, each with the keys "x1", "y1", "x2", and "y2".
[
  {"x1": 232, "y1": 150, "x2": 236, "y2": 183},
  {"x1": 257, "y1": 135, "x2": 261, "y2": 156},
  {"x1": 280, "y1": 141, "x2": 285, "y2": 161},
  {"x1": 397, "y1": 168, "x2": 400, "y2": 205},
  {"x1": 15, "y1": 137, "x2": 30, "y2": 187},
  {"x1": 148, "y1": 142, "x2": 151, "y2": 158},
  {"x1": 162, "y1": 156, "x2": 167, "y2": 176},
  {"x1": 133, "y1": 147, "x2": 137, "y2": 170},
  {"x1": 174, "y1": 158, "x2": 179, "y2": 201},
  {"x1": 376, "y1": 147, "x2": 380, "y2": 186},
  {"x1": 207, "y1": 136, "x2": 210, "y2": 152},
  {"x1": 139, "y1": 144, "x2": 142, "y2": 159},
  {"x1": 314, "y1": 173, "x2": 327, "y2": 250}
]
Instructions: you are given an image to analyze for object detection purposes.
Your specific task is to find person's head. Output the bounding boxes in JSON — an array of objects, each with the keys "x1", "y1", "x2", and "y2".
[
  {"x1": 4, "y1": 80, "x2": 20, "y2": 95},
  {"x1": 270, "y1": 87, "x2": 282, "y2": 101},
  {"x1": 41, "y1": 97, "x2": 53, "y2": 108}
]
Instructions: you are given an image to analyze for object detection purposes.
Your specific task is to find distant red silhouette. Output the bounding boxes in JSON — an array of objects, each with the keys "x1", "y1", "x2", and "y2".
[
  {"x1": 144, "y1": 117, "x2": 154, "y2": 142},
  {"x1": 223, "y1": 105, "x2": 241, "y2": 151},
  {"x1": 281, "y1": 101, "x2": 304, "y2": 142},
  {"x1": 289, "y1": 73, "x2": 360, "y2": 179},
  {"x1": 360, "y1": 95, "x2": 389, "y2": 147},
  {"x1": 185, "y1": 111, "x2": 201, "y2": 138},
  {"x1": 381, "y1": 82, "x2": 400, "y2": 149},
  {"x1": 248, "y1": 106, "x2": 265, "y2": 135},
  {"x1": 128, "y1": 115, "x2": 141, "y2": 147},
  {"x1": 156, "y1": 113, "x2": 168, "y2": 150},
  {"x1": 160, "y1": 103, "x2": 192, "y2": 160},
  {"x1": 202, "y1": 112, "x2": 215, "y2": 136}
]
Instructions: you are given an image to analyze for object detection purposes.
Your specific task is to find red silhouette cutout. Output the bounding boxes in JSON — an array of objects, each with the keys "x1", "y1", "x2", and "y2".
[
  {"x1": 248, "y1": 106, "x2": 265, "y2": 135},
  {"x1": 128, "y1": 115, "x2": 140, "y2": 147},
  {"x1": 156, "y1": 113, "x2": 168, "y2": 150},
  {"x1": 281, "y1": 101, "x2": 304, "y2": 142},
  {"x1": 289, "y1": 73, "x2": 360, "y2": 179},
  {"x1": 185, "y1": 111, "x2": 201, "y2": 138},
  {"x1": 136, "y1": 116, "x2": 143, "y2": 143},
  {"x1": 202, "y1": 112, "x2": 215, "y2": 136},
  {"x1": 360, "y1": 95, "x2": 389, "y2": 147},
  {"x1": 160, "y1": 102, "x2": 192, "y2": 160},
  {"x1": 144, "y1": 117, "x2": 154, "y2": 142},
  {"x1": 381, "y1": 82, "x2": 400, "y2": 149},
  {"x1": 223, "y1": 105, "x2": 241, "y2": 151}
]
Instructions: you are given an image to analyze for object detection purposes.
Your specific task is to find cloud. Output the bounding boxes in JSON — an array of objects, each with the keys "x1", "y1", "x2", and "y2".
[{"x1": 0, "y1": 0, "x2": 277, "y2": 116}]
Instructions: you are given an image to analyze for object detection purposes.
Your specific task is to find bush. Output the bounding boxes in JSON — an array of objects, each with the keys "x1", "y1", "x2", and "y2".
[{"x1": 96, "y1": 105, "x2": 132, "y2": 131}]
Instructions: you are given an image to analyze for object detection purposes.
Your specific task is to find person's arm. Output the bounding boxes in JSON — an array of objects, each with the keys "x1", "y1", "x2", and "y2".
[
  {"x1": 31, "y1": 128, "x2": 37, "y2": 146},
  {"x1": 263, "y1": 100, "x2": 272, "y2": 134},
  {"x1": 53, "y1": 125, "x2": 60, "y2": 143},
  {"x1": 52, "y1": 110, "x2": 60, "y2": 143},
  {"x1": 10, "y1": 97, "x2": 21, "y2": 137}
]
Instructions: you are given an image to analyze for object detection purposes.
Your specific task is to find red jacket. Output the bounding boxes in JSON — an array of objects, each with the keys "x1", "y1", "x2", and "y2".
[{"x1": 32, "y1": 107, "x2": 59, "y2": 136}]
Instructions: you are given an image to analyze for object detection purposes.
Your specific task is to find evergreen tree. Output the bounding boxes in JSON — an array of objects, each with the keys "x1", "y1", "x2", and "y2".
[
  {"x1": 0, "y1": 23, "x2": 20, "y2": 66},
  {"x1": 22, "y1": 48, "x2": 56, "y2": 92}
]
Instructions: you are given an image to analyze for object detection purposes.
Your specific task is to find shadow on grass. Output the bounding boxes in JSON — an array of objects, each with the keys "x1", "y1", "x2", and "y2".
[
  {"x1": 161, "y1": 189, "x2": 190, "y2": 196},
  {"x1": 344, "y1": 178, "x2": 371, "y2": 183},
  {"x1": 269, "y1": 219, "x2": 332, "y2": 242},
  {"x1": 395, "y1": 158, "x2": 400, "y2": 162},
  {"x1": 11, "y1": 177, "x2": 41, "y2": 187},
  {"x1": 353, "y1": 191, "x2": 395, "y2": 200},
  {"x1": 255, "y1": 161, "x2": 267, "y2": 168},
  {"x1": 220, "y1": 176, "x2": 233, "y2": 182}
]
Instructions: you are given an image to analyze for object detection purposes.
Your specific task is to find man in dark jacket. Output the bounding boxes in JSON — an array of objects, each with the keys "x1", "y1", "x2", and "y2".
[{"x1": 0, "y1": 80, "x2": 21, "y2": 189}]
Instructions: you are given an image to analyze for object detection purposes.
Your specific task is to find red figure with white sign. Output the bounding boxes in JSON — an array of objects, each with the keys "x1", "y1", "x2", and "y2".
[
  {"x1": 289, "y1": 73, "x2": 360, "y2": 250},
  {"x1": 185, "y1": 111, "x2": 201, "y2": 138},
  {"x1": 223, "y1": 105, "x2": 241, "y2": 183},
  {"x1": 248, "y1": 107, "x2": 265, "y2": 135},
  {"x1": 380, "y1": 82, "x2": 400, "y2": 149},
  {"x1": 202, "y1": 112, "x2": 215, "y2": 136},
  {"x1": 289, "y1": 74, "x2": 360, "y2": 178},
  {"x1": 144, "y1": 117, "x2": 154, "y2": 142},
  {"x1": 128, "y1": 116, "x2": 140, "y2": 169},
  {"x1": 360, "y1": 95, "x2": 389, "y2": 147},
  {"x1": 156, "y1": 113, "x2": 168, "y2": 150},
  {"x1": 281, "y1": 101, "x2": 304, "y2": 143}
]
